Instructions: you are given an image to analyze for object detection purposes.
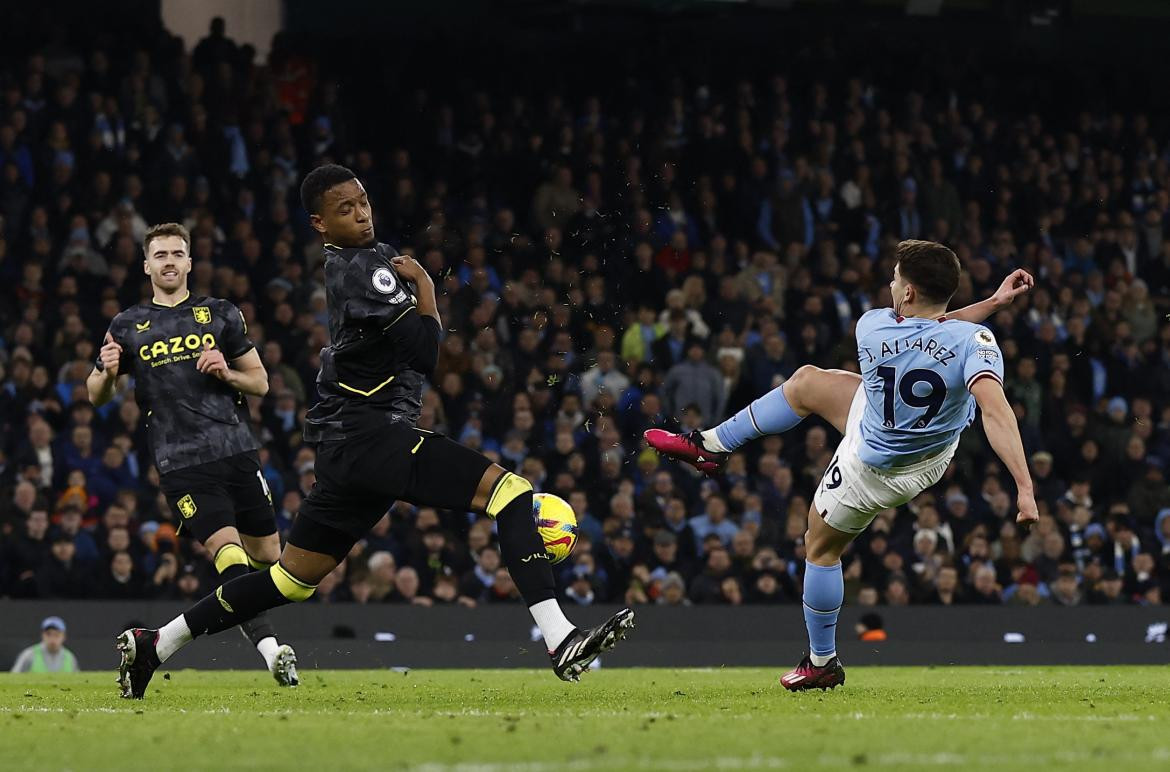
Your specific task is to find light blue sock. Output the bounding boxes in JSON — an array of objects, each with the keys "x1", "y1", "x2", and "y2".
[
  {"x1": 711, "y1": 383, "x2": 804, "y2": 451},
  {"x1": 802, "y1": 561, "x2": 843, "y2": 661}
]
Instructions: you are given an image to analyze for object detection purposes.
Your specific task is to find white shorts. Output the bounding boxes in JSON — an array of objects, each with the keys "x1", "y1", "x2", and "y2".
[{"x1": 812, "y1": 385, "x2": 958, "y2": 534}]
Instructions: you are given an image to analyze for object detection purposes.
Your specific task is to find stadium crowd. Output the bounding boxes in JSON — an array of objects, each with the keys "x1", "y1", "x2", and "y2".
[{"x1": 2, "y1": 18, "x2": 1170, "y2": 614}]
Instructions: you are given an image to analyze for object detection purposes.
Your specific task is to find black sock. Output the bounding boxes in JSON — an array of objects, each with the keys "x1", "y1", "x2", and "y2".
[
  {"x1": 217, "y1": 563, "x2": 276, "y2": 646},
  {"x1": 495, "y1": 490, "x2": 556, "y2": 605},
  {"x1": 184, "y1": 568, "x2": 292, "y2": 638}
]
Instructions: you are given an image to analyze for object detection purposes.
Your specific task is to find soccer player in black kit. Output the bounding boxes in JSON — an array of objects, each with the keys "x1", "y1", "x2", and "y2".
[
  {"x1": 116, "y1": 166, "x2": 633, "y2": 698},
  {"x1": 90, "y1": 223, "x2": 299, "y2": 694}
]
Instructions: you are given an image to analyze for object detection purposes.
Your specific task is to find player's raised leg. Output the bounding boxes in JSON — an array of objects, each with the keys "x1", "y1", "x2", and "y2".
[
  {"x1": 645, "y1": 366, "x2": 861, "y2": 472},
  {"x1": 405, "y1": 432, "x2": 634, "y2": 681},
  {"x1": 470, "y1": 461, "x2": 634, "y2": 681}
]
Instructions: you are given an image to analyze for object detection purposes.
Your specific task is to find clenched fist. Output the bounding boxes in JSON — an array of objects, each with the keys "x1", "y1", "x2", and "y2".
[
  {"x1": 195, "y1": 342, "x2": 230, "y2": 381},
  {"x1": 992, "y1": 269, "x2": 1035, "y2": 307},
  {"x1": 390, "y1": 255, "x2": 430, "y2": 285},
  {"x1": 99, "y1": 333, "x2": 123, "y2": 377}
]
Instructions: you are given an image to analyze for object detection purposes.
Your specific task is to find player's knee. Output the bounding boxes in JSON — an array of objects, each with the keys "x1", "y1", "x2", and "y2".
[
  {"x1": 269, "y1": 562, "x2": 317, "y2": 603},
  {"x1": 805, "y1": 528, "x2": 847, "y2": 565},
  {"x1": 483, "y1": 471, "x2": 532, "y2": 518},
  {"x1": 790, "y1": 364, "x2": 823, "y2": 387},
  {"x1": 213, "y1": 543, "x2": 250, "y2": 575},
  {"x1": 247, "y1": 538, "x2": 281, "y2": 568},
  {"x1": 247, "y1": 552, "x2": 275, "y2": 570},
  {"x1": 785, "y1": 365, "x2": 821, "y2": 404}
]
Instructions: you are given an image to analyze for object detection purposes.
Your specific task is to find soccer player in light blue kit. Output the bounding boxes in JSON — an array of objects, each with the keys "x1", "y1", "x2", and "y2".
[{"x1": 646, "y1": 240, "x2": 1039, "y2": 690}]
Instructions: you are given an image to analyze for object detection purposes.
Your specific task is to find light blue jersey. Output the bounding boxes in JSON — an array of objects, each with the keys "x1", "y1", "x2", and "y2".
[{"x1": 854, "y1": 308, "x2": 1004, "y2": 469}]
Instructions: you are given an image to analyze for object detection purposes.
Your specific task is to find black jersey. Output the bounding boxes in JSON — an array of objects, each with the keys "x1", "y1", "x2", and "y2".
[
  {"x1": 303, "y1": 242, "x2": 441, "y2": 442},
  {"x1": 102, "y1": 294, "x2": 260, "y2": 474}
]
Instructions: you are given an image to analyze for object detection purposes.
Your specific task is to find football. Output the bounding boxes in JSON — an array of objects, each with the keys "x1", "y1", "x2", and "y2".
[{"x1": 532, "y1": 492, "x2": 579, "y2": 564}]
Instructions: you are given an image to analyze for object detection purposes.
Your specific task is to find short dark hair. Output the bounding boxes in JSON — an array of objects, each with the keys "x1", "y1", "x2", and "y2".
[
  {"x1": 143, "y1": 222, "x2": 190, "y2": 257},
  {"x1": 895, "y1": 239, "x2": 960, "y2": 305},
  {"x1": 300, "y1": 164, "x2": 357, "y2": 215}
]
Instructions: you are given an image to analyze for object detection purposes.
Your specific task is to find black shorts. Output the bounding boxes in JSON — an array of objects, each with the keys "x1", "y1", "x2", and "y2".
[
  {"x1": 160, "y1": 450, "x2": 277, "y2": 543},
  {"x1": 294, "y1": 418, "x2": 492, "y2": 558}
]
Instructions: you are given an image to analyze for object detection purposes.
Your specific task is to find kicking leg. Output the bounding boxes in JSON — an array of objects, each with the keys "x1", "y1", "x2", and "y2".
[
  {"x1": 646, "y1": 366, "x2": 861, "y2": 471},
  {"x1": 471, "y1": 464, "x2": 634, "y2": 681},
  {"x1": 472, "y1": 464, "x2": 572, "y2": 647},
  {"x1": 406, "y1": 432, "x2": 634, "y2": 680},
  {"x1": 710, "y1": 365, "x2": 861, "y2": 448}
]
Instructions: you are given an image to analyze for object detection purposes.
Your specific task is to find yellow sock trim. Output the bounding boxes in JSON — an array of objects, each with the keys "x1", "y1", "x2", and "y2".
[
  {"x1": 247, "y1": 554, "x2": 273, "y2": 570},
  {"x1": 213, "y1": 544, "x2": 249, "y2": 574},
  {"x1": 484, "y1": 472, "x2": 532, "y2": 518},
  {"x1": 270, "y1": 563, "x2": 316, "y2": 602}
]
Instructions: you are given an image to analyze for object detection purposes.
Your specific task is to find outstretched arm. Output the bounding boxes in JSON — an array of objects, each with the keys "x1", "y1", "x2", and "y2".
[
  {"x1": 948, "y1": 269, "x2": 1034, "y2": 324},
  {"x1": 970, "y1": 376, "x2": 1039, "y2": 528}
]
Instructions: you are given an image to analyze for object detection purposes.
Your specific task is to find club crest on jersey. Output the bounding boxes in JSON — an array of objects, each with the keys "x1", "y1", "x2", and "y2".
[
  {"x1": 974, "y1": 329, "x2": 995, "y2": 346},
  {"x1": 193, "y1": 306, "x2": 212, "y2": 324},
  {"x1": 372, "y1": 267, "x2": 398, "y2": 294},
  {"x1": 176, "y1": 494, "x2": 198, "y2": 519}
]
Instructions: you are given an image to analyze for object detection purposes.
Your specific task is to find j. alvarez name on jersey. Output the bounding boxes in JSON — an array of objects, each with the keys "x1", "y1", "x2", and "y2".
[
  {"x1": 853, "y1": 308, "x2": 1005, "y2": 469},
  {"x1": 859, "y1": 335, "x2": 959, "y2": 367}
]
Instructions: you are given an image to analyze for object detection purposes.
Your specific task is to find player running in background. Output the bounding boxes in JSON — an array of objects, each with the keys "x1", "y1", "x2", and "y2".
[
  {"x1": 646, "y1": 240, "x2": 1037, "y2": 690},
  {"x1": 89, "y1": 222, "x2": 299, "y2": 693},
  {"x1": 116, "y1": 165, "x2": 633, "y2": 699}
]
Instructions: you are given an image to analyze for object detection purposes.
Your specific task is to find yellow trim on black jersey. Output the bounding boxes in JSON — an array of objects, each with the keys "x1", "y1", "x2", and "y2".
[
  {"x1": 336, "y1": 373, "x2": 396, "y2": 397},
  {"x1": 382, "y1": 305, "x2": 415, "y2": 331},
  {"x1": 151, "y1": 291, "x2": 191, "y2": 308}
]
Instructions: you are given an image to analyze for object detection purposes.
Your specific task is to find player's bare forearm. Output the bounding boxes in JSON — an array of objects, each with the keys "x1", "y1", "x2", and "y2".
[
  {"x1": 949, "y1": 269, "x2": 1034, "y2": 323},
  {"x1": 225, "y1": 352, "x2": 269, "y2": 397},
  {"x1": 947, "y1": 296, "x2": 1000, "y2": 324},
  {"x1": 86, "y1": 368, "x2": 118, "y2": 407},
  {"x1": 223, "y1": 367, "x2": 269, "y2": 397},
  {"x1": 413, "y1": 274, "x2": 442, "y2": 328},
  {"x1": 391, "y1": 254, "x2": 441, "y2": 328},
  {"x1": 971, "y1": 378, "x2": 1033, "y2": 495}
]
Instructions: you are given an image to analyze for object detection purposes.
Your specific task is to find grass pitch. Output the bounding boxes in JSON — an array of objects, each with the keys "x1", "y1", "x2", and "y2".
[{"x1": 2, "y1": 667, "x2": 1168, "y2": 770}]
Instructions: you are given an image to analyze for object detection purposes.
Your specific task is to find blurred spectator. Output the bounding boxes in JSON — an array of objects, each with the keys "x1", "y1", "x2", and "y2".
[
  {"x1": 0, "y1": 15, "x2": 1167, "y2": 610},
  {"x1": 10, "y1": 616, "x2": 79, "y2": 673}
]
